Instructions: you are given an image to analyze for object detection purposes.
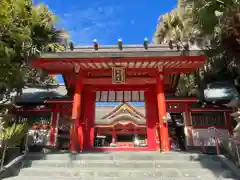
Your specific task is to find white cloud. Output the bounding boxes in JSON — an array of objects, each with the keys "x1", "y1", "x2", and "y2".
[
  {"x1": 58, "y1": 2, "x2": 123, "y2": 45},
  {"x1": 55, "y1": 2, "x2": 124, "y2": 83}
]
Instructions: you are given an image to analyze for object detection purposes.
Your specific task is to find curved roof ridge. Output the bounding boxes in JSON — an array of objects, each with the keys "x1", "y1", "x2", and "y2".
[{"x1": 101, "y1": 102, "x2": 145, "y2": 120}]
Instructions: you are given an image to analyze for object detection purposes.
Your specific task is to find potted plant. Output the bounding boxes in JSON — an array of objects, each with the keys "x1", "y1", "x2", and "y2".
[{"x1": 0, "y1": 122, "x2": 28, "y2": 169}]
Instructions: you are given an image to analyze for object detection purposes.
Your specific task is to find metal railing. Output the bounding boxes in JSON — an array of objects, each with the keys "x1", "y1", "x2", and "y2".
[{"x1": 208, "y1": 127, "x2": 240, "y2": 166}]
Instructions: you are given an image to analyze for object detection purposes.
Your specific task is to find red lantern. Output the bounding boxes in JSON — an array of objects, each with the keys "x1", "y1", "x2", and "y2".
[
  {"x1": 42, "y1": 124, "x2": 49, "y2": 129},
  {"x1": 32, "y1": 125, "x2": 38, "y2": 130}
]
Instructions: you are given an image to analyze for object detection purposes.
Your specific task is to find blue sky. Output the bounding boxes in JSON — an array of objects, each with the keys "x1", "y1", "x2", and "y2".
[{"x1": 35, "y1": 0, "x2": 177, "y2": 83}]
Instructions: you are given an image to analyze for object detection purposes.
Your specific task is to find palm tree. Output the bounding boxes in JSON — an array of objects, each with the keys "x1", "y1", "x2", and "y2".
[
  {"x1": 153, "y1": 5, "x2": 202, "y2": 97},
  {"x1": 0, "y1": 1, "x2": 69, "y2": 150},
  {"x1": 25, "y1": 3, "x2": 69, "y2": 86},
  {"x1": 153, "y1": 0, "x2": 238, "y2": 98},
  {"x1": 186, "y1": 0, "x2": 240, "y2": 65},
  {"x1": 30, "y1": 4, "x2": 69, "y2": 53},
  {"x1": 153, "y1": 0, "x2": 194, "y2": 45},
  {"x1": 0, "y1": 1, "x2": 68, "y2": 94},
  {"x1": 153, "y1": 9, "x2": 184, "y2": 44}
]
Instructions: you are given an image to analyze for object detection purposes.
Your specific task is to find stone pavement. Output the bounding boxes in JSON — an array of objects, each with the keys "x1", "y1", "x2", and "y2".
[{"x1": 3, "y1": 151, "x2": 240, "y2": 180}]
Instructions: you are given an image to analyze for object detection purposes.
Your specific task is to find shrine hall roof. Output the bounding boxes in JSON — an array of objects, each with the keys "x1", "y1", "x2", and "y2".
[{"x1": 95, "y1": 102, "x2": 146, "y2": 125}]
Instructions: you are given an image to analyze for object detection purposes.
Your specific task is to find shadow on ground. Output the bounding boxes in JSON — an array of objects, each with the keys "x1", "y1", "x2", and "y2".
[{"x1": 173, "y1": 148, "x2": 240, "y2": 179}]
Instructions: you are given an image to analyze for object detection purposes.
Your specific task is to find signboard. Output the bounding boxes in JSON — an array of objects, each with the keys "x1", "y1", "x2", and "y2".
[{"x1": 112, "y1": 67, "x2": 125, "y2": 84}]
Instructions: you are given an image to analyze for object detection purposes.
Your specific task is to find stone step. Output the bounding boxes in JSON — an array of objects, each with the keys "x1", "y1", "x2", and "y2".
[
  {"x1": 4, "y1": 176, "x2": 237, "y2": 180},
  {"x1": 17, "y1": 167, "x2": 233, "y2": 179},
  {"x1": 23, "y1": 159, "x2": 223, "y2": 169},
  {"x1": 3, "y1": 152, "x2": 239, "y2": 180},
  {"x1": 26, "y1": 152, "x2": 222, "y2": 162}
]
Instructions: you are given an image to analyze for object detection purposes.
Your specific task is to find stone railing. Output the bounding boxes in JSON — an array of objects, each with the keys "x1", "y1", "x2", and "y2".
[{"x1": 208, "y1": 127, "x2": 240, "y2": 166}]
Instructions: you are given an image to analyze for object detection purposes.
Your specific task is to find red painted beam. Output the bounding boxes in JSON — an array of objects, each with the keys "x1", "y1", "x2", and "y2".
[
  {"x1": 42, "y1": 70, "x2": 72, "y2": 75},
  {"x1": 97, "y1": 130, "x2": 146, "y2": 134},
  {"x1": 82, "y1": 68, "x2": 156, "y2": 75},
  {"x1": 87, "y1": 84, "x2": 174, "y2": 92},
  {"x1": 162, "y1": 68, "x2": 197, "y2": 74},
  {"x1": 44, "y1": 99, "x2": 197, "y2": 105},
  {"x1": 64, "y1": 75, "x2": 171, "y2": 88},
  {"x1": 86, "y1": 85, "x2": 154, "y2": 91},
  {"x1": 167, "y1": 108, "x2": 185, "y2": 112},
  {"x1": 32, "y1": 56, "x2": 205, "y2": 66},
  {"x1": 190, "y1": 108, "x2": 232, "y2": 112},
  {"x1": 14, "y1": 108, "x2": 52, "y2": 112},
  {"x1": 166, "y1": 98, "x2": 198, "y2": 103},
  {"x1": 95, "y1": 125, "x2": 146, "y2": 128},
  {"x1": 64, "y1": 73, "x2": 75, "y2": 87},
  {"x1": 44, "y1": 96, "x2": 197, "y2": 105},
  {"x1": 83, "y1": 77, "x2": 156, "y2": 85},
  {"x1": 44, "y1": 100, "x2": 72, "y2": 104},
  {"x1": 37, "y1": 67, "x2": 203, "y2": 75}
]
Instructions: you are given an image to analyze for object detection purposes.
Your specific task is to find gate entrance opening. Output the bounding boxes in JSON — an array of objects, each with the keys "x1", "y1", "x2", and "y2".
[
  {"x1": 82, "y1": 88, "x2": 158, "y2": 151},
  {"x1": 94, "y1": 102, "x2": 147, "y2": 149},
  {"x1": 93, "y1": 90, "x2": 149, "y2": 150}
]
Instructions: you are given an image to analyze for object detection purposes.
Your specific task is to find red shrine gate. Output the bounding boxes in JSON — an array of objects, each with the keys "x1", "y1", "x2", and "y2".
[{"x1": 32, "y1": 43, "x2": 205, "y2": 152}]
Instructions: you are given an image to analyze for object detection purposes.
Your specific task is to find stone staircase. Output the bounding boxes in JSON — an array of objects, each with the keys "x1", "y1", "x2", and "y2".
[{"x1": 3, "y1": 151, "x2": 240, "y2": 180}]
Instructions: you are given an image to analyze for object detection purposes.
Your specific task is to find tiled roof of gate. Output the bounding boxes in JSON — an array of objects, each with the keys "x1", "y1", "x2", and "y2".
[
  {"x1": 40, "y1": 44, "x2": 203, "y2": 59},
  {"x1": 32, "y1": 44, "x2": 205, "y2": 73}
]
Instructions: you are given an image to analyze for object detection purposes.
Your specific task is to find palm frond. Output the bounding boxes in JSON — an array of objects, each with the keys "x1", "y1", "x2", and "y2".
[{"x1": 0, "y1": 123, "x2": 28, "y2": 147}]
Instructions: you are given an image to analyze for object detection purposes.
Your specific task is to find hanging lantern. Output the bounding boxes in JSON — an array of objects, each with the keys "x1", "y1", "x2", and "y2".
[{"x1": 112, "y1": 66, "x2": 126, "y2": 84}]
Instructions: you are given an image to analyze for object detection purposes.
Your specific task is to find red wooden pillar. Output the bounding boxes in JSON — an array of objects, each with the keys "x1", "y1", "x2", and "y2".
[
  {"x1": 71, "y1": 71, "x2": 83, "y2": 152},
  {"x1": 97, "y1": 127, "x2": 101, "y2": 136},
  {"x1": 184, "y1": 104, "x2": 194, "y2": 146},
  {"x1": 49, "y1": 105, "x2": 59, "y2": 147},
  {"x1": 225, "y1": 112, "x2": 233, "y2": 136},
  {"x1": 69, "y1": 124, "x2": 78, "y2": 152},
  {"x1": 84, "y1": 89, "x2": 96, "y2": 149},
  {"x1": 112, "y1": 128, "x2": 116, "y2": 144},
  {"x1": 145, "y1": 89, "x2": 158, "y2": 150},
  {"x1": 77, "y1": 124, "x2": 84, "y2": 152},
  {"x1": 156, "y1": 74, "x2": 170, "y2": 152}
]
